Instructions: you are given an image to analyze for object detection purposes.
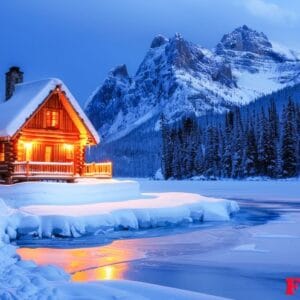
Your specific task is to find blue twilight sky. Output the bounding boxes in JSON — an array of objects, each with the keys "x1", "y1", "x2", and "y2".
[{"x1": 0, "y1": 0, "x2": 299, "y2": 105}]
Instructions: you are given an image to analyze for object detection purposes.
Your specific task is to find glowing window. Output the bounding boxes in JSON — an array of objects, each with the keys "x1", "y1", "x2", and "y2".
[
  {"x1": 64, "y1": 144, "x2": 74, "y2": 160},
  {"x1": 46, "y1": 110, "x2": 59, "y2": 129},
  {"x1": 23, "y1": 142, "x2": 33, "y2": 161},
  {"x1": 0, "y1": 144, "x2": 4, "y2": 161}
]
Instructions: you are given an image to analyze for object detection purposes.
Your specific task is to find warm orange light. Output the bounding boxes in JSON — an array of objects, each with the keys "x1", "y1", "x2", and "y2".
[
  {"x1": 46, "y1": 110, "x2": 59, "y2": 128},
  {"x1": 72, "y1": 262, "x2": 127, "y2": 282},
  {"x1": 23, "y1": 142, "x2": 33, "y2": 150},
  {"x1": 80, "y1": 136, "x2": 89, "y2": 146},
  {"x1": 64, "y1": 144, "x2": 74, "y2": 151},
  {"x1": 17, "y1": 240, "x2": 145, "y2": 282}
]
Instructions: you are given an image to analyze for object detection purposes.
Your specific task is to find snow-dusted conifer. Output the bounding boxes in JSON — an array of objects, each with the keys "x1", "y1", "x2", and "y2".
[
  {"x1": 231, "y1": 108, "x2": 244, "y2": 178},
  {"x1": 281, "y1": 98, "x2": 297, "y2": 177}
]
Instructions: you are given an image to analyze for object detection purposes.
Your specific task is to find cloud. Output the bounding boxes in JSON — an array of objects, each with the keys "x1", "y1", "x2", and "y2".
[{"x1": 242, "y1": 0, "x2": 298, "y2": 24}]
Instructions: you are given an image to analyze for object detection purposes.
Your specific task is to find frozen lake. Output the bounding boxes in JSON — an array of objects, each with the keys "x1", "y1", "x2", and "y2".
[{"x1": 17, "y1": 180, "x2": 300, "y2": 300}]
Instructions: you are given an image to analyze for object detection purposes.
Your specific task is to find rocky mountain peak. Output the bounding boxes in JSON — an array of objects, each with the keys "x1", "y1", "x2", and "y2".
[
  {"x1": 85, "y1": 26, "x2": 300, "y2": 142},
  {"x1": 110, "y1": 64, "x2": 130, "y2": 79},
  {"x1": 217, "y1": 25, "x2": 272, "y2": 54},
  {"x1": 165, "y1": 34, "x2": 205, "y2": 70},
  {"x1": 150, "y1": 35, "x2": 168, "y2": 48}
]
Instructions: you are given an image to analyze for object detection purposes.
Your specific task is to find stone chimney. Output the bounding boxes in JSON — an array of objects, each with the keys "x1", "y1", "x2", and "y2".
[{"x1": 5, "y1": 66, "x2": 24, "y2": 101}]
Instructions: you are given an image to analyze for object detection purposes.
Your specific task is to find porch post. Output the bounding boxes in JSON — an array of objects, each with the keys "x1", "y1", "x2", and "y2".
[
  {"x1": 74, "y1": 140, "x2": 85, "y2": 176},
  {"x1": 5, "y1": 139, "x2": 17, "y2": 184},
  {"x1": 25, "y1": 161, "x2": 30, "y2": 177}
]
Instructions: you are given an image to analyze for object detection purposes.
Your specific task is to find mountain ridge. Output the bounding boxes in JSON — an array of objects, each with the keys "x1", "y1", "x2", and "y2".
[{"x1": 85, "y1": 25, "x2": 300, "y2": 142}]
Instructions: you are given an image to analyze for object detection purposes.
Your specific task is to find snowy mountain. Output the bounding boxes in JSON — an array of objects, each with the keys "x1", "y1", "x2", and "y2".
[{"x1": 85, "y1": 25, "x2": 300, "y2": 142}]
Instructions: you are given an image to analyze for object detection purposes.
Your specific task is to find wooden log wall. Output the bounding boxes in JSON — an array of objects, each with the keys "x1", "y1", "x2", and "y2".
[
  {"x1": 74, "y1": 143, "x2": 85, "y2": 175},
  {"x1": 24, "y1": 92, "x2": 79, "y2": 133}
]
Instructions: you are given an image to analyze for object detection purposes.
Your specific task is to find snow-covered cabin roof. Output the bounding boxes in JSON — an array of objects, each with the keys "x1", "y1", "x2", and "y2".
[{"x1": 0, "y1": 78, "x2": 100, "y2": 143}]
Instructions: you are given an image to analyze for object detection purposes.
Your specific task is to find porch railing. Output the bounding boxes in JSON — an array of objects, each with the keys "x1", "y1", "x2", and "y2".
[
  {"x1": 11, "y1": 161, "x2": 112, "y2": 178},
  {"x1": 83, "y1": 162, "x2": 112, "y2": 178},
  {"x1": 12, "y1": 161, "x2": 74, "y2": 177}
]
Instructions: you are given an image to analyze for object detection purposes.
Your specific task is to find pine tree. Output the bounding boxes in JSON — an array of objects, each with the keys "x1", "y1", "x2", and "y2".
[
  {"x1": 296, "y1": 104, "x2": 300, "y2": 174},
  {"x1": 181, "y1": 115, "x2": 199, "y2": 177},
  {"x1": 262, "y1": 113, "x2": 277, "y2": 177},
  {"x1": 244, "y1": 122, "x2": 258, "y2": 177},
  {"x1": 222, "y1": 111, "x2": 234, "y2": 177},
  {"x1": 205, "y1": 126, "x2": 220, "y2": 178},
  {"x1": 281, "y1": 98, "x2": 297, "y2": 177},
  {"x1": 160, "y1": 114, "x2": 173, "y2": 179},
  {"x1": 231, "y1": 108, "x2": 244, "y2": 178},
  {"x1": 267, "y1": 99, "x2": 280, "y2": 177},
  {"x1": 172, "y1": 127, "x2": 183, "y2": 179},
  {"x1": 195, "y1": 126, "x2": 204, "y2": 174},
  {"x1": 257, "y1": 108, "x2": 267, "y2": 175},
  {"x1": 268, "y1": 99, "x2": 280, "y2": 140}
]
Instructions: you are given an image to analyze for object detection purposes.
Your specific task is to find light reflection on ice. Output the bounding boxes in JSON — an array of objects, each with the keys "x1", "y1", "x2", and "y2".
[{"x1": 17, "y1": 240, "x2": 146, "y2": 281}]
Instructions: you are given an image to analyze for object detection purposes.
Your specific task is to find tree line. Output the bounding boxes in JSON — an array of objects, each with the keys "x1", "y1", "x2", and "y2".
[{"x1": 161, "y1": 98, "x2": 300, "y2": 179}]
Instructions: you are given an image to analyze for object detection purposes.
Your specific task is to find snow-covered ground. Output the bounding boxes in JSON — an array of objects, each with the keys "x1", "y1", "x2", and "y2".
[
  {"x1": 0, "y1": 179, "x2": 141, "y2": 207},
  {"x1": 17, "y1": 179, "x2": 300, "y2": 299},
  {"x1": 0, "y1": 179, "x2": 239, "y2": 299}
]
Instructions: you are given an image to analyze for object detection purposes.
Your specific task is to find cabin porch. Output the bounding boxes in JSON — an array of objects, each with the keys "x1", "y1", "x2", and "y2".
[
  {"x1": 4, "y1": 161, "x2": 113, "y2": 183},
  {"x1": 0, "y1": 136, "x2": 113, "y2": 183}
]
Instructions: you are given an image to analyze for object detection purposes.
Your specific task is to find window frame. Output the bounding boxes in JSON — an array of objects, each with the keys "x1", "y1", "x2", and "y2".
[
  {"x1": 65, "y1": 144, "x2": 74, "y2": 161},
  {"x1": 46, "y1": 109, "x2": 60, "y2": 129},
  {"x1": 0, "y1": 144, "x2": 5, "y2": 162}
]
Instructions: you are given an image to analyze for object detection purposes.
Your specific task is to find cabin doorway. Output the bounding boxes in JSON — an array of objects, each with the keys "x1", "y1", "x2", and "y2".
[
  {"x1": 24, "y1": 143, "x2": 33, "y2": 161},
  {"x1": 45, "y1": 145, "x2": 53, "y2": 162}
]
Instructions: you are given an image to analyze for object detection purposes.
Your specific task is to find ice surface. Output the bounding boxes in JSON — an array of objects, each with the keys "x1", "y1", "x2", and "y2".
[{"x1": 140, "y1": 179, "x2": 300, "y2": 201}]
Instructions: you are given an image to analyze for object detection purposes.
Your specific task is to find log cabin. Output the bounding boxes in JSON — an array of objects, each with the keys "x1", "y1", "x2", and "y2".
[{"x1": 0, "y1": 67, "x2": 112, "y2": 183}]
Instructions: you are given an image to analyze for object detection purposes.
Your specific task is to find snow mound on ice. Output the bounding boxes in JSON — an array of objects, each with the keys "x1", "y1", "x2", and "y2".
[{"x1": 0, "y1": 191, "x2": 239, "y2": 239}]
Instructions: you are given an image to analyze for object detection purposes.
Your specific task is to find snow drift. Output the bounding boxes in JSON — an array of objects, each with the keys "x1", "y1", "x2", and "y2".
[{"x1": 0, "y1": 180, "x2": 239, "y2": 239}]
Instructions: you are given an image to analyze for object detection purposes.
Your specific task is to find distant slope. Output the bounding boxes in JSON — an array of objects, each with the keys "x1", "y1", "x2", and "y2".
[
  {"x1": 87, "y1": 83, "x2": 300, "y2": 177},
  {"x1": 88, "y1": 117, "x2": 161, "y2": 177}
]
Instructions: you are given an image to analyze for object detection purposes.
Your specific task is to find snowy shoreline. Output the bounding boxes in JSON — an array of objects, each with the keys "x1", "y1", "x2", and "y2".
[
  {"x1": 0, "y1": 180, "x2": 238, "y2": 299},
  {"x1": 0, "y1": 184, "x2": 239, "y2": 240}
]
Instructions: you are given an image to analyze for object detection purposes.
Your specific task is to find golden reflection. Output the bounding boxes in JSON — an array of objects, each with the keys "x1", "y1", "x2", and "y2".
[
  {"x1": 17, "y1": 240, "x2": 145, "y2": 282},
  {"x1": 72, "y1": 263, "x2": 128, "y2": 281}
]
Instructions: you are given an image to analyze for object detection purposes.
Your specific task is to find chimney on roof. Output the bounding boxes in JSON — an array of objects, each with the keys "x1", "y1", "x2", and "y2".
[{"x1": 5, "y1": 66, "x2": 24, "y2": 101}]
